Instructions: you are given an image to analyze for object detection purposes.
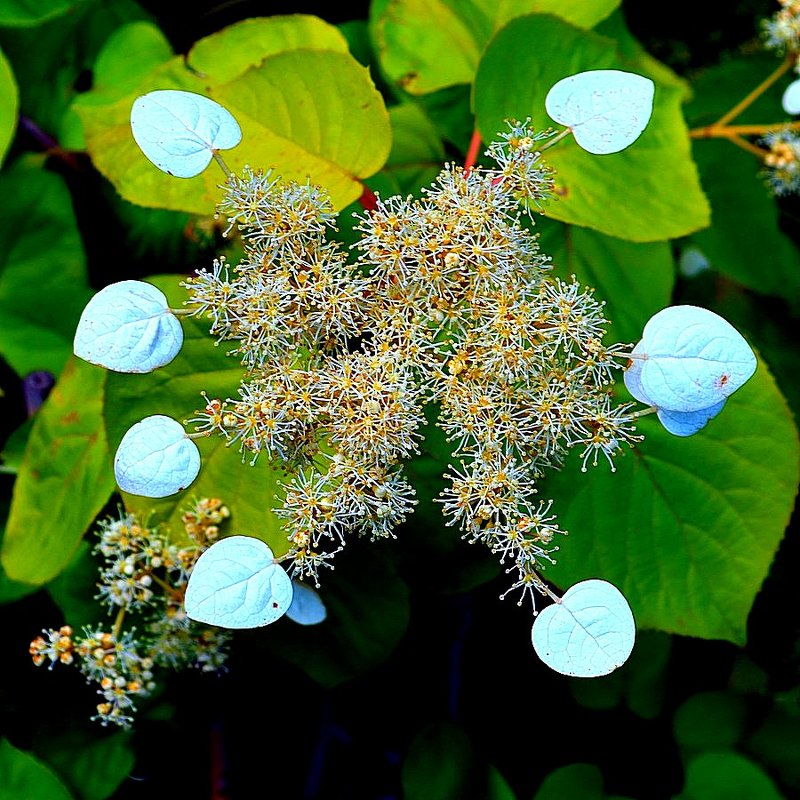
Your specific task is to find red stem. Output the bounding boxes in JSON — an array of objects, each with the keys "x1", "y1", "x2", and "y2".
[
  {"x1": 464, "y1": 129, "x2": 482, "y2": 174},
  {"x1": 358, "y1": 183, "x2": 378, "y2": 212}
]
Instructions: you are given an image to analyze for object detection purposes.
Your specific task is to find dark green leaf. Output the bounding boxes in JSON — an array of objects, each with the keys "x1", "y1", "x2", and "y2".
[
  {"x1": 675, "y1": 751, "x2": 784, "y2": 800},
  {"x1": 673, "y1": 691, "x2": 748, "y2": 753},
  {"x1": 0, "y1": 163, "x2": 91, "y2": 376},
  {"x1": 0, "y1": 738, "x2": 73, "y2": 800},
  {"x1": 542, "y1": 360, "x2": 799, "y2": 644},
  {"x1": 1, "y1": 358, "x2": 114, "y2": 584},
  {"x1": 533, "y1": 763, "x2": 605, "y2": 800}
]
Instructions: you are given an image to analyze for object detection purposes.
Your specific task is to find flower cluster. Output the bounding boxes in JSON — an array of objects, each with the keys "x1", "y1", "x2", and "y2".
[
  {"x1": 763, "y1": 0, "x2": 800, "y2": 55},
  {"x1": 761, "y1": 128, "x2": 800, "y2": 194},
  {"x1": 30, "y1": 498, "x2": 231, "y2": 727},
  {"x1": 183, "y1": 120, "x2": 640, "y2": 605}
]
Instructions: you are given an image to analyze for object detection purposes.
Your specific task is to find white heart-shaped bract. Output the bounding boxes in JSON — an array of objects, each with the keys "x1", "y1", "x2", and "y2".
[
  {"x1": 73, "y1": 280, "x2": 183, "y2": 373},
  {"x1": 185, "y1": 536, "x2": 293, "y2": 629},
  {"x1": 532, "y1": 579, "x2": 635, "y2": 678},
  {"x1": 286, "y1": 581, "x2": 327, "y2": 626},
  {"x1": 131, "y1": 90, "x2": 241, "y2": 178},
  {"x1": 545, "y1": 70, "x2": 655, "y2": 155},
  {"x1": 783, "y1": 78, "x2": 800, "y2": 114},
  {"x1": 637, "y1": 305, "x2": 757, "y2": 413},
  {"x1": 114, "y1": 415, "x2": 200, "y2": 498},
  {"x1": 657, "y1": 400, "x2": 726, "y2": 437}
]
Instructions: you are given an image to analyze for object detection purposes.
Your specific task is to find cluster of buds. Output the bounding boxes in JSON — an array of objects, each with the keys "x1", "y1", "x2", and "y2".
[
  {"x1": 29, "y1": 498, "x2": 232, "y2": 727},
  {"x1": 763, "y1": 0, "x2": 800, "y2": 55},
  {"x1": 184, "y1": 121, "x2": 640, "y2": 603},
  {"x1": 761, "y1": 128, "x2": 800, "y2": 194}
]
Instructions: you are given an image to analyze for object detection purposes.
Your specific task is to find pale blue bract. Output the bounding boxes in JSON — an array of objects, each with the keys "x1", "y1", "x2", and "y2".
[
  {"x1": 531, "y1": 579, "x2": 635, "y2": 678},
  {"x1": 545, "y1": 69, "x2": 655, "y2": 155},
  {"x1": 130, "y1": 89, "x2": 242, "y2": 178},
  {"x1": 286, "y1": 580, "x2": 327, "y2": 626},
  {"x1": 114, "y1": 414, "x2": 200, "y2": 498},
  {"x1": 73, "y1": 280, "x2": 183, "y2": 373},
  {"x1": 185, "y1": 536, "x2": 293, "y2": 629}
]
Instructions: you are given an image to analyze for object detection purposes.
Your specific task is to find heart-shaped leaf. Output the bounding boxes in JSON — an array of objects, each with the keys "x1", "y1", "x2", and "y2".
[
  {"x1": 73, "y1": 280, "x2": 183, "y2": 373},
  {"x1": 545, "y1": 69, "x2": 654, "y2": 155},
  {"x1": 130, "y1": 89, "x2": 242, "y2": 178},
  {"x1": 185, "y1": 535, "x2": 293, "y2": 628},
  {"x1": 531, "y1": 579, "x2": 635, "y2": 677},
  {"x1": 113, "y1": 414, "x2": 200, "y2": 498},
  {"x1": 286, "y1": 580, "x2": 327, "y2": 626},
  {"x1": 637, "y1": 305, "x2": 757, "y2": 413},
  {"x1": 656, "y1": 400, "x2": 726, "y2": 437},
  {"x1": 782, "y1": 78, "x2": 800, "y2": 114}
]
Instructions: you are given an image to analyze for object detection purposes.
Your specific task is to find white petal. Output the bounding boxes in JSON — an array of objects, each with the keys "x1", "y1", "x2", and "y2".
[
  {"x1": 657, "y1": 400, "x2": 726, "y2": 437},
  {"x1": 545, "y1": 70, "x2": 655, "y2": 155},
  {"x1": 638, "y1": 305, "x2": 757, "y2": 413},
  {"x1": 114, "y1": 415, "x2": 200, "y2": 498},
  {"x1": 783, "y1": 79, "x2": 800, "y2": 115},
  {"x1": 131, "y1": 90, "x2": 242, "y2": 178},
  {"x1": 185, "y1": 536, "x2": 293, "y2": 628},
  {"x1": 532, "y1": 579, "x2": 635, "y2": 678},
  {"x1": 73, "y1": 280, "x2": 183, "y2": 373},
  {"x1": 285, "y1": 581, "x2": 327, "y2": 626}
]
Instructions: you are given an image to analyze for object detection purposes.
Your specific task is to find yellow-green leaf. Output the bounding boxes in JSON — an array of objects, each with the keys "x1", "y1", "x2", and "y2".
[{"x1": 0, "y1": 47, "x2": 17, "y2": 166}]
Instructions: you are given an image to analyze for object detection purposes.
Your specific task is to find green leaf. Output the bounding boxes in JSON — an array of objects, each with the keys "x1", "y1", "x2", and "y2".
[
  {"x1": 0, "y1": 47, "x2": 17, "y2": 166},
  {"x1": 75, "y1": 16, "x2": 391, "y2": 214},
  {"x1": 473, "y1": 14, "x2": 710, "y2": 242},
  {"x1": 46, "y1": 542, "x2": 105, "y2": 629},
  {"x1": 264, "y1": 539, "x2": 410, "y2": 686},
  {"x1": 0, "y1": 0, "x2": 79, "y2": 27},
  {"x1": 0, "y1": 358, "x2": 114, "y2": 585},
  {"x1": 533, "y1": 763, "x2": 605, "y2": 800},
  {"x1": 102, "y1": 276, "x2": 288, "y2": 555},
  {"x1": 383, "y1": 102, "x2": 445, "y2": 194},
  {"x1": 541, "y1": 359, "x2": 799, "y2": 644},
  {"x1": 402, "y1": 722, "x2": 488, "y2": 800},
  {"x1": 538, "y1": 219, "x2": 675, "y2": 343},
  {"x1": 676, "y1": 752, "x2": 784, "y2": 800},
  {"x1": 0, "y1": 739, "x2": 73, "y2": 800},
  {"x1": 0, "y1": 163, "x2": 91, "y2": 376},
  {"x1": 188, "y1": 13, "x2": 350, "y2": 84},
  {"x1": 673, "y1": 691, "x2": 748, "y2": 753},
  {"x1": 89, "y1": 21, "x2": 173, "y2": 102},
  {"x1": 0, "y1": 498, "x2": 38, "y2": 604},
  {"x1": 371, "y1": 0, "x2": 621, "y2": 94},
  {"x1": 0, "y1": 1, "x2": 151, "y2": 145},
  {"x1": 747, "y1": 707, "x2": 800, "y2": 790},
  {"x1": 689, "y1": 140, "x2": 800, "y2": 301},
  {"x1": 34, "y1": 729, "x2": 134, "y2": 800}
]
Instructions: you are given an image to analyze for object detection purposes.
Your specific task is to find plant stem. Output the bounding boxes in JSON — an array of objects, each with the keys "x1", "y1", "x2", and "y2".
[
  {"x1": 729, "y1": 134, "x2": 770, "y2": 159},
  {"x1": 634, "y1": 406, "x2": 659, "y2": 418},
  {"x1": 464, "y1": 128, "x2": 482, "y2": 173},
  {"x1": 713, "y1": 54, "x2": 794, "y2": 127},
  {"x1": 358, "y1": 183, "x2": 378, "y2": 212},
  {"x1": 539, "y1": 127, "x2": 573, "y2": 152},
  {"x1": 112, "y1": 607, "x2": 126, "y2": 640},
  {"x1": 212, "y1": 150, "x2": 232, "y2": 177},
  {"x1": 690, "y1": 120, "x2": 800, "y2": 139}
]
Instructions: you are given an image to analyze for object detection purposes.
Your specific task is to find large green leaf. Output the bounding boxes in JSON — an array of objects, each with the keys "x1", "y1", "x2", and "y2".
[
  {"x1": 0, "y1": 358, "x2": 114, "y2": 585},
  {"x1": 34, "y1": 729, "x2": 134, "y2": 800},
  {"x1": 0, "y1": 47, "x2": 17, "y2": 166},
  {"x1": 675, "y1": 752, "x2": 784, "y2": 800},
  {"x1": 371, "y1": 0, "x2": 620, "y2": 94},
  {"x1": 541, "y1": 360, "x2": 799, "y2": 645},
  {"x1": 0, "y1": 0, "x2": 79, "y2": 26},
  {"x1": 0, "y1": 164, "x2": 91, "y2": 376},
  {"x1": 75, "y1": 16, "x2": 391, "y2": 215},
  {"x1": 0, "y1": 739, "x2": 73, "y2": 800},
  {"x1": 538, "y1": 219, "x2": 675, "y2": 343},
  {"x1": 103, "y1": 276, "x2": 288, "y2": 554},
  {"x1": 473, "y1": 14, "x2": 710, "y2": 242}
]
